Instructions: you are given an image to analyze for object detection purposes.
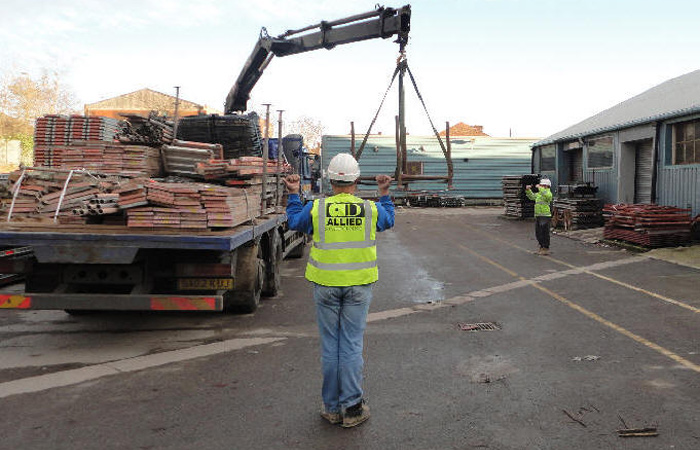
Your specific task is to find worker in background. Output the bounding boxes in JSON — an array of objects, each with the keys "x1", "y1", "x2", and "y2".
[
  {"x1": 283, "y1": 153, "x2": 394, "y2": 428},
  {"x1": 525, "y1": 178, "x2": 553, "y2": 255}
]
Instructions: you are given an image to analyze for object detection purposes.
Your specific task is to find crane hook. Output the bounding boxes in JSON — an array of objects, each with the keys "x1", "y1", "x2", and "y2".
[{"x1": 396, "y1": 49, "x2": 406, "y2": 65}]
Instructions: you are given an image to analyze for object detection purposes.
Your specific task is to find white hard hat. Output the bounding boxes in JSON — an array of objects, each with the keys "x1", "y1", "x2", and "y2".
[
  {"x1": 327, "y1": 153, "x2": 360, "y2": 183},
  {"x1": 540, "y1": 178, "x2": 551, "y2": 186}
]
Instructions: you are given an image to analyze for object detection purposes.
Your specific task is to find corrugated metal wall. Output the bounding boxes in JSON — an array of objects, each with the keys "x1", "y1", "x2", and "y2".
[
  {"x1": 536, "y1": 138, "x2": 619, "y2": 204},
  {"x1": 582, "y1": 134, "x2": 618, "y2": 204},
  {"x1": 655, "y1": 122, "x2": 700, "y2": 216},
  {"x1": 657, "y1": 165, "x2": 700, "y2": 216},
  {"x1": 322, "y1": 135, "x2": 535, "y2": 198},
  {"x1": 583, "y1": 169, "x2": 617, "y2": 203}
]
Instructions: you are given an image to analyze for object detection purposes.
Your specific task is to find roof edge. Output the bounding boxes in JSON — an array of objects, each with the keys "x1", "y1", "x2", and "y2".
[
  {"x1": 533, "y1": 105, "x2": 700, "y2": 148},
  {"x1": 85, "y1": 88, "x2": 203, "y2": 108}
]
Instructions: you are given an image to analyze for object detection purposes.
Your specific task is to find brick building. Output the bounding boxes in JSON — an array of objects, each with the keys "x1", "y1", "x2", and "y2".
[{"x1": 84, "y1": 88, "x2": 217, "y2": 119}]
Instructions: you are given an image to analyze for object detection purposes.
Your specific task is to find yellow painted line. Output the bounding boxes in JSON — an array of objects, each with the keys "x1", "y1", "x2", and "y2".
[
  {"x1": 470, "y1": 226, "x2": 700, "y2": 314},
  {"x1": 581, "y1": 271, "x2": 700, "y2": 314},
  {"x1": 457, "y1": 240, "x2": 700, "y2": 374},
  {"x1": 531, "y1": 282, "x2": 700, "y2": 373},
  {"x1": 457, "y1": 244, "x2": 519, "y2": 277}
]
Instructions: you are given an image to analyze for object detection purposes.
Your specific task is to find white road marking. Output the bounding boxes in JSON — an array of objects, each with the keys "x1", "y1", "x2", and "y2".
[
  {"x1": 373, "y1": 257, "x2": 642, "y2": 320},
  {"x1": 0, "y1": 337, "x2": 284, "y2": 399},
  {"x1": 0, "y1": 256, "x2": 645, "y2": 399}
]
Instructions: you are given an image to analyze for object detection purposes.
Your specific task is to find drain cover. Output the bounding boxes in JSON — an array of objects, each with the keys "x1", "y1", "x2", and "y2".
[{"x1": 458, "y1": 322, "x2": 500, "y2": 331}]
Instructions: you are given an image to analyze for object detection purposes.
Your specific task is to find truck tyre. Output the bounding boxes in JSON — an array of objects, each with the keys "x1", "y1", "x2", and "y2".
[
  {"x1": 287, "y1": 235, "x2": 306, "y2": 259},
  {"x1": 224, "y1": 243, "x2": 263, "y2": 313},
  {"x1": 262, "y1": 231, "x2": 282, "y2": 297}
]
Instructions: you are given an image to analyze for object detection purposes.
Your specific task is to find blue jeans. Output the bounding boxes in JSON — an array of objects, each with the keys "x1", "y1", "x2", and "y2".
[{"x1": 313, "y1": 283, "x2": 373, "y2": 413}]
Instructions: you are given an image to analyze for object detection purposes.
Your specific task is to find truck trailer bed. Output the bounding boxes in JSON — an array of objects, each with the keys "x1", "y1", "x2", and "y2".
[
  {"x1": 0, "y1": 214, "x2": 287, "y2": 252},
  {"x1": 0, "y1": 213, "x2": 303, "y2": 312}
]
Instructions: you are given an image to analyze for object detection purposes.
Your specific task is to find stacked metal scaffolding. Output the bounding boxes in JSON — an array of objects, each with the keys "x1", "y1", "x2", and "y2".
[
  {"x1": 552, "y1": 183, "x2": 604, "y2": 230},
  {"x1": 603, "y1": 204, "x2": 692, "y2": 247},
  {"x1": 406, "y1": 193, "x2": 465, "y2": 207},
  {"x1": 33, "y1": 115, "x2": 121, "y2": 166},
  {"x1": 3, "y1": 113, "x2": 286, "y2": 230},
  {"x1": 114, "y1": 112, "x2": 174, "y2": 146},
  {"x1": 502, "y1": 174, "x2": 540, "y2": 218},
  {"x1": 175, "y1": 113, "x2": 263, "y2": 159}
]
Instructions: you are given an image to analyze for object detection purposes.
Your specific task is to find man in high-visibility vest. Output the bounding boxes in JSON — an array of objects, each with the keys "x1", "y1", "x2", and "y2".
[
  {"x1": 525, "y1": 178, "x2": 553, "y2": 255},
  {"x1": 283, "y1": 153, "x2": 395, "y2": 428}
]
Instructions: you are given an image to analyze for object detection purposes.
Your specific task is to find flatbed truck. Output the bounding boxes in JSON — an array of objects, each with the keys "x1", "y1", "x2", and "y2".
[
  {"x1": 0, "y1": 215, "x2": 305, "y2": 313},
  {"x1": 0, "y1": 4, "x2": 413, "y2": 314}
]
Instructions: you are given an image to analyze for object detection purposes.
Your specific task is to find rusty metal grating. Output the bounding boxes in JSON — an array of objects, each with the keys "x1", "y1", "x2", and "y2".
[{"x1": 457, "y1": 322, "x2": 500, "y2": 332}]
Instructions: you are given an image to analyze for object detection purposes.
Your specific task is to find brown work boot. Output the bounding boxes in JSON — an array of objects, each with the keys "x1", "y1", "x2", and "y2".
[
  {"x1": 540, "y1": 248, "x2": 550, "y2": 256},
  {"x1": 341, "y1": 401, "x2": 370, "y2": 428},
  {"x1": 320, "y1": 404, "x2": 342, "y2": 424}
]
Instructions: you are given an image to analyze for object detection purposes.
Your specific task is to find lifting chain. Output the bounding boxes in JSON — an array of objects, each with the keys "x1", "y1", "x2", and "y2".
[{"x1": 355, "y1": 50, "x2": 453, "y2": 186}]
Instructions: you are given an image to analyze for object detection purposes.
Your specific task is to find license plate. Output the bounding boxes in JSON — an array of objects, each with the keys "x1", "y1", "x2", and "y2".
[{"x1": 177, "y1": 278, "x2": 233, "y2": 290}]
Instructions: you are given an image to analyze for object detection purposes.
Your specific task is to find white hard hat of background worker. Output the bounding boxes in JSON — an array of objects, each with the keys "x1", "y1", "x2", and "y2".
[
  {"x1": 327, "y1": 153, "x2": 360, "y2": 185},
  {"x1": 539, "y1": 178, "x2": 551, "y2": 187}
]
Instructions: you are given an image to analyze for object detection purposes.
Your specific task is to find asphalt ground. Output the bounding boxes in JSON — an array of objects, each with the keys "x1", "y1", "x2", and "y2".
[{"x1": 0, "y1": 207, "x2": 698, "y2": 450}]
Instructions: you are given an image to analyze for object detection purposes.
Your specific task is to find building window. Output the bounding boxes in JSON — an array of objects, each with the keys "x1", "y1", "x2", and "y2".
[
  {"x1": 540, "y1": 145, "x2": 555, "y2": 171},
  {"x1": 672, "y1": 119, "x2": 700, "y2": 165},
  {"x1": 587, "y1": 135, "x2": 613, "y2": 169}
]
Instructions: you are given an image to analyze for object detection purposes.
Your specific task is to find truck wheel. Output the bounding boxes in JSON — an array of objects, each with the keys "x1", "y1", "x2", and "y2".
[
  {"x1": 224, "y1": 243, "x2": 264, "y2": 313},
  {"x1": 262, "y1": 231, "x2": 282, "y2": 297}
]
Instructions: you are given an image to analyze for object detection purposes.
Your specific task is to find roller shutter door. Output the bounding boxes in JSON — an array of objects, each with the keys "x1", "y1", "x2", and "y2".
[{"x1": 634, "y1": 141, "x2": 653, "y2": 204}]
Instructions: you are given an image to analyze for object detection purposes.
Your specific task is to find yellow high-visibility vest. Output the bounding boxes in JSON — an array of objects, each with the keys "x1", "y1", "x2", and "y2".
[
  {"x1": 526, "y1": 187, "x2": 553, "y2": 217},
  {"x1": 306, "y1": 193, "x2": 379, "y2": 286}
]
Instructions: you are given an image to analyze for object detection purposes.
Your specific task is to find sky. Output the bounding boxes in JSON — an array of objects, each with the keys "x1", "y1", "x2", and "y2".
[{"x1": 1, "y1": 0, "x2": 699, "y2": 139}]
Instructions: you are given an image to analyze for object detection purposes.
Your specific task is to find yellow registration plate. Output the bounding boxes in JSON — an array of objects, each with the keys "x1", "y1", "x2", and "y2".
[{"x1": 177, "y1": 278, "x2": 233, "y2": 290}]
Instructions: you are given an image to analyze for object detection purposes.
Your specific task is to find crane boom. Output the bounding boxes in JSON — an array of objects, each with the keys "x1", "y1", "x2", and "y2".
[{"x1": 225, "y1": 5, "x2": 411, "y2": 113}]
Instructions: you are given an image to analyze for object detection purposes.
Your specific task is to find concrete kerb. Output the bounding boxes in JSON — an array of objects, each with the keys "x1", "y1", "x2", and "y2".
[
  {"x1": 554, "y1": 225, "x2": 700, "y2": 270},
  {"x1": 646, "y1": 245, "x2": 700, "y2": 270}
]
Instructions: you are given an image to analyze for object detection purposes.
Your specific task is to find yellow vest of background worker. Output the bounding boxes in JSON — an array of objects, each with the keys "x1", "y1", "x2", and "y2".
[{"x1": 306, "y1": 193, "x2": 379, "y2": 286}]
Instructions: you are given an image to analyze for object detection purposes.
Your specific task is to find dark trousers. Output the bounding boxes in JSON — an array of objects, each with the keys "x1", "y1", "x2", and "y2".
[{"x1": 535, "y1": 216, "x2": 551, "y2": 249}]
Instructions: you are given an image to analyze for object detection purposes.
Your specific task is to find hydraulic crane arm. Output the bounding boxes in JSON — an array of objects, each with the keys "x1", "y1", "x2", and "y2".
[{"x1": 225, "y1": 5, "x2": 411, "y2": 113}]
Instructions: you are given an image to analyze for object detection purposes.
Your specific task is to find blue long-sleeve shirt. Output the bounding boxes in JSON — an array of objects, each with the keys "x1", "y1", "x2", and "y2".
[{"x1": 286, "y1": 193, "x2": 395, "y2": 235}]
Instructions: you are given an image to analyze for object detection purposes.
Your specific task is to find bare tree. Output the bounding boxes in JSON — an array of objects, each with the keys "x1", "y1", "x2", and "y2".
[
  {"x1": 287, "y1": 115, "x2": 324, "y2": 153},
  {"x1": 249, "y1": 106, "x2": 324, "y2": 153},
  {"x1": 0, "y1": 70, "x2": 77, "y2": 164}
]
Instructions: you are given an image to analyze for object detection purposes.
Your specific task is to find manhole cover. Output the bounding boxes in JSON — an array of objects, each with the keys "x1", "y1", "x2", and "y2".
[{"x1": 457, "y1": 322, "x2": 500, "y2": 332}]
